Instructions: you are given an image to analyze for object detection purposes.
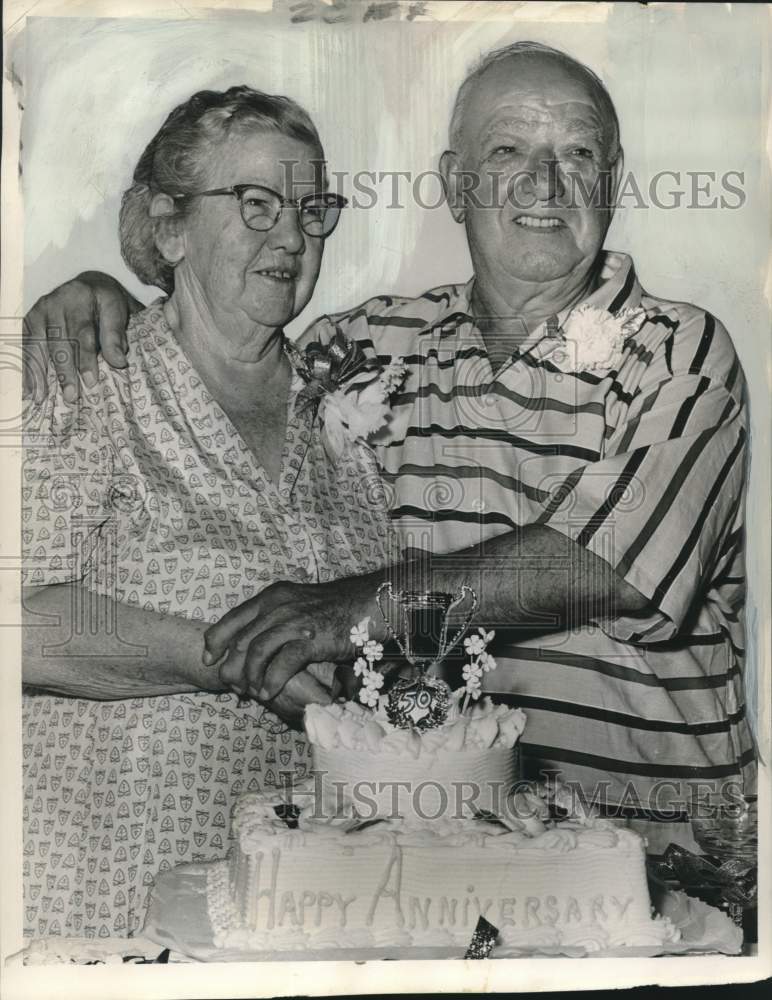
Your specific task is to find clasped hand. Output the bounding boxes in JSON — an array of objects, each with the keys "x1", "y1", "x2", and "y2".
[{"x1": 203, "y1": 576, "x2": 384, "y2": 727}]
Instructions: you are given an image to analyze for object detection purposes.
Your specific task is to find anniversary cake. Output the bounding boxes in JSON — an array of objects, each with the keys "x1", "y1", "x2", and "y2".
[
  {"x1": 199, "y1": 598, "x2": 678, "y2": 957},
  {"x1": 205, "y1": 695, "x2": 678, "y2": 955}
]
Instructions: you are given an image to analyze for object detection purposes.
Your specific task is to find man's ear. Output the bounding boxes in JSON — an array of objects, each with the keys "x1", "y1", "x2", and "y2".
[
  {"x1": 150, "y1": 193, "x2": 185, "y2": 265},
  {"x1": 607, "y1": 148, "x2": 624, "y2": 219},
  {"x1": 439, "y1": 149, "x2": 467, "y2": 224}
]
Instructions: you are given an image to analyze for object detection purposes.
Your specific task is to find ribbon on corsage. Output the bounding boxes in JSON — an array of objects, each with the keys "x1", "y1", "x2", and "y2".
[{"x1": 284, "y1": 328, "x2": 407, "y2": 462}]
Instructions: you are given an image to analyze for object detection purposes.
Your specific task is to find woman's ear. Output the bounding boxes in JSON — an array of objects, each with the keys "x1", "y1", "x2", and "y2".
[
  {"x1": 150, "y1": 193, "x2": 185, "y2": 265},
  {"x1": 439, "y1": 150, "x2": 467, "y2": 224}
]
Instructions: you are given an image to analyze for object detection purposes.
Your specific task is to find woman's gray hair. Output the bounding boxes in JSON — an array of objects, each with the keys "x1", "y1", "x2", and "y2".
[
  {"x1": 448, "y1": 41, "x2": 621, "y2": 160},
  {"x1": 119, "y1": 85, "x2": 325, "y2": 293}
]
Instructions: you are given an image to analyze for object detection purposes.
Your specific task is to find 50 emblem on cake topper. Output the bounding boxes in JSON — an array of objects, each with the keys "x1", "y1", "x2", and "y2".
[{"x1": 347, "y1": 584, "x2": 496, "y2": 731}]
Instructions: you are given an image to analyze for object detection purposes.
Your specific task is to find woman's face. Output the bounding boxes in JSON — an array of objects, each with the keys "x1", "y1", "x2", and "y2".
[{"x1": 178, "y1": 130, "x2": 325, "y2": 331}]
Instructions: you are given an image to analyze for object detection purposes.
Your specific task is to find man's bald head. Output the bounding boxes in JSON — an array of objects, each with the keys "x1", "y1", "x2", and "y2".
[
  {"x1": 449, "y1": 41, "x2": 621, "y2": 162},
  {"x1": 439, "y1": 40, "x2": 625, "y2": 301}
]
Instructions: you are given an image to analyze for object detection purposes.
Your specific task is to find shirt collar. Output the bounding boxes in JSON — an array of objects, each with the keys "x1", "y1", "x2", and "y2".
[
  {"x1": 433, "y1": 251, "x2": 642, "y2": 340},
  {"x1": 581, "y1": 250, "x2": 642, "y2": 314},
  {"x1": 425, "y1": 280, "x2": 476, "y2": 338}
]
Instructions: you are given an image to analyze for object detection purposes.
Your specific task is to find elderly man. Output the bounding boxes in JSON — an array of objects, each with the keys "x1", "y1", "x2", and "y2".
[{"x1": 25, "y1": 42, "x2": 754, "y2": 817}]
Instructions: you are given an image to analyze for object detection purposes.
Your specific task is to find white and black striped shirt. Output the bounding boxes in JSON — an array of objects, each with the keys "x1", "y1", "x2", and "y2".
[{"x1": 304, "y1": 251, "x2": 755, "y2": 815}]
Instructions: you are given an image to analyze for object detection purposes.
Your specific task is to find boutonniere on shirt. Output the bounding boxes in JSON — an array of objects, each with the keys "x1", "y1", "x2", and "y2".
[
  {"x1": 552, "y1": 305, "x2": 647, "y2": 375},
  {"x1": 284, "y1": 328, "x2": 407, "y2": 462}
]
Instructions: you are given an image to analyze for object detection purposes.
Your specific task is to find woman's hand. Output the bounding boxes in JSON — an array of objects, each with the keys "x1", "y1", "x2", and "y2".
[
  {"x1": 217, "y1": 641, "x2": 338, "y2": 730},
  {"x1": 23, "y1": 583, "x2": 223, "y2": 700},
  {"x1": 204, "y1": 574, "x2": 385, "y2": 703},
  {"x1": 262, "y1": 670, "x2": 336, "y2": 730},
  {"x1": 23, "y1": 271, "x2": 143, "y2": 403}
]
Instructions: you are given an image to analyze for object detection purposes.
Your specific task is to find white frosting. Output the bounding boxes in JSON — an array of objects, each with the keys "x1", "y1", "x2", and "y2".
[
  {"x1": 204, "y1": 698, "x2": 679, "y2": 956},
  {"x1": 305, "y1": 697, "x2": 526, "y2": 754},
  {"x1": 306, "y1": 697, "x2": 525, "y2": 822},
  {"x1": 21, "y1": 938, "x2": 168, "y2": 965},
  {"x1": 209, "y1": 792, "x2": 680, "y2": 955}
]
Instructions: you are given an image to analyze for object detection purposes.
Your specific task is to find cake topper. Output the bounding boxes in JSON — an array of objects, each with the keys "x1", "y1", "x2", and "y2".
[
  {"x1": 385, "y1": 673, "x2": 451, "y2": 731},
  {"x1": 346, "y1": 584, "x2": 496, "y2": 731}
]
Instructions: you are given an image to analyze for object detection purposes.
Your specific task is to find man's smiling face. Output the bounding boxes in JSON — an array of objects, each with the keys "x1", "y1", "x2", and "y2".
[{"x1": 448, "y1": 54, "x2": 622, "y2": 292}]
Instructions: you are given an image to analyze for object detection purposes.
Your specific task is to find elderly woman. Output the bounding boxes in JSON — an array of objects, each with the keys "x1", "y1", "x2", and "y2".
[{"x1": 21, "y1": 86, "x2": 392, "y2": 939}]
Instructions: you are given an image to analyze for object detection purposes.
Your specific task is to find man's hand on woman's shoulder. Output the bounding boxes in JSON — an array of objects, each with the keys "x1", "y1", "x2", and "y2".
[{"x1": 23, "y1": 271, "x2": 144, "y2": 403}]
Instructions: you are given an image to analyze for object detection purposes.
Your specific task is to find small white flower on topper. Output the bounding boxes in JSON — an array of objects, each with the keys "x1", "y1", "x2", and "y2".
[
  {"x1": 459, "y1": 627, "x2": 497, "y2": 713},
  {"x1": 349, "y1": 618, "x2": 497, "y2": 719},
  {"x1": 363, "y1": 639, "x2": 384, "y2": 662},
  {"x1": 552, "y1": 305, "x2": 646, "y2": 375},
  {"x1": 349, "y1": 622, "x2": 370, "y2": 647},
  {"x1": 350, "y1": 617, "x2": 387, "y2": 709}
]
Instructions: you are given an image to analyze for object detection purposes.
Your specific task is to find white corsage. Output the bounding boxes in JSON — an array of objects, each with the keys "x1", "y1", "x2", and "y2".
[
  {"x1": 553, "y1": 305, "x2": 646, "y2": 375},
  {"x1": 285, "y1": 329, "x2": 407, "y2": 462}
]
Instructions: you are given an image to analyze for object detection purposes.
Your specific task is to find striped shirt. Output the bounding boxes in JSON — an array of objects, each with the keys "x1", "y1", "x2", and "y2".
[{"x1": 303, "y1": 251, "x2": 755, "y2": 816}]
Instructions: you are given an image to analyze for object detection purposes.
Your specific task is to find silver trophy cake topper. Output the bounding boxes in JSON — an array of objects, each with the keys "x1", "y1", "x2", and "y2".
[{"x1": 376, "y1": 583, "x2": 478, "y2": 730}]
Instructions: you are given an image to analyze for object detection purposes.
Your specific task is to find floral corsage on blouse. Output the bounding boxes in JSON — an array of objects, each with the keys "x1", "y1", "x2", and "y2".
[{"x1": 285, "y1": 328, "x2": 407, "y2": 461}]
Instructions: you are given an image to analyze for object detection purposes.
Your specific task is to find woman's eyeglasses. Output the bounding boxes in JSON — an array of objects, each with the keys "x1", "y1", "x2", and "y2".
[{"x1": 182, "y1": 184, "x2": 347, "y2": 238}]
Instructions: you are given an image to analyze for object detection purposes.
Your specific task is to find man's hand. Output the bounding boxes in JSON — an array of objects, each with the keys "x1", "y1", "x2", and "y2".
[
  {"x1": 23, "y1": 271, "x2": 143, "y2": 403},
  {"x1": 217, "y1": 640, "x2": 339, "y2": 730},
  {"x1": 204, "y1": 574, "x2": 384, "y2": 703}
]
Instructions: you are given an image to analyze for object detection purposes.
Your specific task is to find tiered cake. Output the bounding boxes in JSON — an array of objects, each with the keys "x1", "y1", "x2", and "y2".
[{"x1": 206, "y1": 697, "x2": 679, "y2": 955}]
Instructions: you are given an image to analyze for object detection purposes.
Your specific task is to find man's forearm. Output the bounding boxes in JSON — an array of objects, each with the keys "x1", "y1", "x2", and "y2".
[
  {"x1": 23, "y1": 584, "x2": 225, "y2": 699},
  {"x1": 196, "y1": 525, "x2": 652, "y2": 701},
  {"x1": 386, "y1": 525, "x2": 649, "y2": 633}
]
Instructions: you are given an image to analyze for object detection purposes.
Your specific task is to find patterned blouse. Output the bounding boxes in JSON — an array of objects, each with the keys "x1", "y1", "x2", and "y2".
[{"x1": 21, "y1": 301, "x2": 392, "y2": 938}]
